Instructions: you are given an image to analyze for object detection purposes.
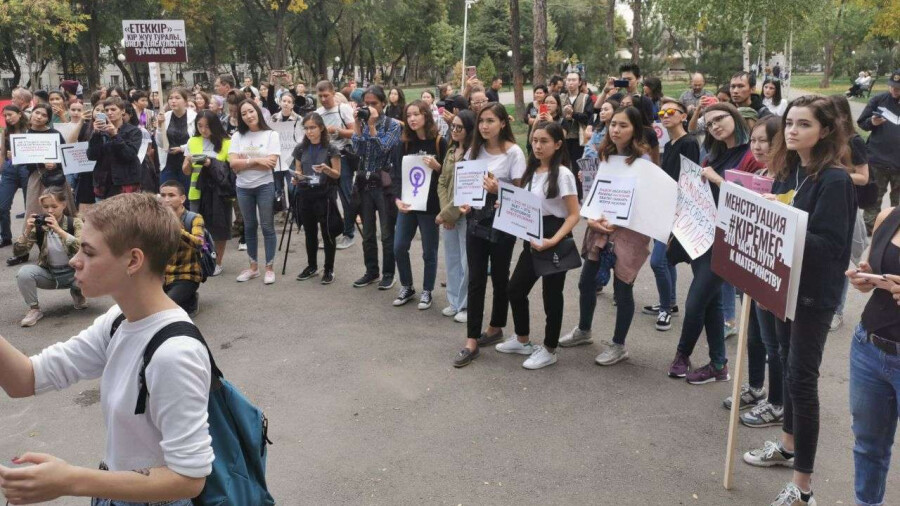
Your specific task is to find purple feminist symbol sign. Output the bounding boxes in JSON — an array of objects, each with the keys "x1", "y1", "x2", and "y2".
[{"x1": 409, "y1": 166, "x2": 426, "y2": 196}]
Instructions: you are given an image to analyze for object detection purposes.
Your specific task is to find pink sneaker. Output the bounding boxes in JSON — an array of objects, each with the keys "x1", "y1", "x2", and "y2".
[
  {"x1": 236, "y1": 269, "x2": 260, "y2": 282},
  {"x1": 668, "y1": 351, "x2": 691, "y2": 378},
  {"x1": 263, "y1": 270, "x2": 275, "y2": 285}
]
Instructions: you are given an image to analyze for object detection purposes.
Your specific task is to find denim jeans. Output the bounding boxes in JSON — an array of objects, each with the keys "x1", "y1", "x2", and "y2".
[
  {"x1": 750, "y1": 303, "x2": 784, "y2": 406},
  {"x1": 837, "y1": 275, "x2": 850, "y2": 316},
  {"x1": 337, "y1": 157, "x2": 356, "y2": 238},
  {"x1": 442, "y1": 220, "x2": 468, "y2": 312},
  {"x1": 91, "y1": 498, "x2": 193, "y2": 506},
  {"x1": 236, "y1": 183, "x2": 277, "y2": 266},
  {"x1": 722, "y1": 282, "x2": 736, "y2": 322},
  {"x1": 650, "y1": 239, "x2": 677, "y2": 309},
  {"x1": 577, "y1": 259, "x2": 635, "y2": 345},
  {"x1": 676, "y1": 250, "x2": 727, "y2": 367},
  {"x1": 0, "y1": 160, "x2": 29, "y2": 242},
  {"x1": 394, "y1": 212, "x2": 440, "y2": 291},
  {"x1": 850, "y1": 323, "x2": 900, "y2": 506}
]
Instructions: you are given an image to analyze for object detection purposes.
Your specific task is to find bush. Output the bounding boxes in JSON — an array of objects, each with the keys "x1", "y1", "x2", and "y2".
[{"x1": 477, "y1": 55, "x2": 497, "y2": 84}]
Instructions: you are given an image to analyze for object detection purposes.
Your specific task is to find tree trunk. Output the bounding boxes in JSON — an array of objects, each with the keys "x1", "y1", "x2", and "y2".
[
  {"x1": 741, "y1": 12, "x2": 751, "y2": 71},
  {"x1": 533, "y1": 0, "x2": 548, "y2": 85},
  {"x1": 760, "y1": 17, "x2": 767, "y2": 76},
  {"x1": 509, "y1": 0, "x2": 525, "y2": 118},
  {"x1": 630, "y1": 0, "x2": 642, "y2": 64},
  {"x1": 606, "y1": 0, "x2": 617, "y2": 73},
  {"x1": 113, "y1": 56, "x2": 135, "y2": 87},
  {"x1": 273, "y1": 3, "x2": 288, "y2": 69},
  {"x1": 819, "y1": 0, "x2": 847, "y2": 88}
]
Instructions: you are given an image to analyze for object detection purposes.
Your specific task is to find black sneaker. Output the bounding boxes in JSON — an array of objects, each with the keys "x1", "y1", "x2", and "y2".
[
  {"x1": 353, "y1": 272, "x2": 380, "y2": 288},
  {"x1": 393, "y1": 286, "x2": 416, "y2": 306},
  {"x1": 296, "y1": 266, "x2": 319, "y2": 281},
  {"x1": 642, "y1": 303, "x2": 679, "y2": 316},
  {"x1": 417, "y1": 290, "x2": 433, "y2": 310},
  {"x1": 0, "y1": 239, "x2": 11, "y2": 248},
  {"x1": 321, "y1": 270, "x2": 335, "y2": 285},
  {"x1": 6, "y1": 254, "x2": 27, "y2": 267},
  {"x1": 378, "y1": 275, "x2": 396, "y2": 290},
  {"x1": 475, "y1": 329, "x2": 504, "y2": 347},
  {"x1": 655, "y1": 311, "x2": 672, "y2": 331},
  {"x1": 453, "y1": 347, "x2": 480, "y2": 368}
]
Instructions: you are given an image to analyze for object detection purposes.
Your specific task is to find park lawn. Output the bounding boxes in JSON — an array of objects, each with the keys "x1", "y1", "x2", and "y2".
[{"x1": 790, "y1": 73, "x2": 888, "y2": 104}]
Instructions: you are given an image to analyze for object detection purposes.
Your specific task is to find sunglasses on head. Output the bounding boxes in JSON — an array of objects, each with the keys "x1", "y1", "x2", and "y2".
[{"x1": 658, "y1": 108, "x2": 684, "y2": 118}]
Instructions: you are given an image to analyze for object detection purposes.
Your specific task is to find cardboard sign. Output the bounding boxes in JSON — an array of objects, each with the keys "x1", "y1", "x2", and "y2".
[
  {"x1": 581, "y1": 175, "x2": 636, "y2": 226},
  {"x1": 269, "y1": 120, "x2": 301, "y2": 172},
  {"x1": 576, "y1": 157, "x2": 599, "y2": 194},
  {"x1": 401, "y1": 155, "x2": 432, "y2": 211},
  {"x1": 711, "y1": 182, "x2": 808, "y2": 321},
  {"x1": 590, "y1": 155, "x2": 677, "y2": 243},
  {"x1": 453, "y1": 160, "x2": 488, "y2": 208},
  {"x1": 493, "y1": 181, "x2": 542, "y2": 243},
  {"x1": 60, "y1": 143, "x2": 96, "y2": 174},
  {"x1": 122, "y1": 20, "x2": 187, "y2": 63},
  {"x1": 725, "y1": 169, "x2": 775, "y2": 195},
  {"x1": 10, "y1": 134, "x2": 62, "y2": 164},
  {"x1": 673, "y1": 156, "x2": 717, "y2": 259}
]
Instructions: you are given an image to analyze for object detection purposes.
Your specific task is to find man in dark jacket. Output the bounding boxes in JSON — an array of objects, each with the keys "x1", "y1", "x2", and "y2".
[
  {"x1": 730, "y1": 71, "x2": 772, "y2": 118},
  {"x1": 86, "y1": 97, "x2": 144, "y2": 200},
  {"x1": 859, "y1": 69, "x2": 900, "y2": 233}
]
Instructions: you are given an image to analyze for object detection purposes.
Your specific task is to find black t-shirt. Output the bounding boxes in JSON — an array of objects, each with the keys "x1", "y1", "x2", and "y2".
[
  {"x1": 643, "y1": 126, "x2": 659, "y2": 149},
  {"x1": 850, "y1": 134, "x2": 868, "y2": 166},
  {"x1": 404, "y1": 136, "x2": 448, "y2": 214},
  {"x1": 291, "y1": 142, "x2": 340, "y2": 196},
  {"x1": 486, "y1": 88, "x2": 500, "y2": 103},
  {"x1": 165, "y1": 112, "x2": 190, "y2": 172},
  {"x1": 661, "y1": 134, "x2": 700, "y2": 181}
]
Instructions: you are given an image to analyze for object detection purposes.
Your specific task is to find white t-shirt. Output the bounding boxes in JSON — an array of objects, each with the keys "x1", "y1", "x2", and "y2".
[
  {"x1": 229, "y1": 130, "x2": 280, "y2": 189},
  {"x1": 471, "y1": 144, "x2": 527, "y2": 182},
  {"x1": 527, "y1": 166, "x2": 578, "y2": 218},
  {"x1": 184, "y1": 138, "x2": 217, "y2": 159},
  {"x1": 30, "y1": 306, "x2": 213, "y2": 478},
  {"x1": 45, "y1": 230, "x2": 70, "y2": 268},
  {"x1": 316, "y1": 104, "x2": 355, "y2": 150}
]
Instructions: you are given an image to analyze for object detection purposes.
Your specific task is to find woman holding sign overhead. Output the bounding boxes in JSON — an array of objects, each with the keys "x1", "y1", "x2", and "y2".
[
  {"x1": 559, "y1": 106, "x2": 652, "y2": 366},
  {"x1": 501, "y1": 122, "x2": 580, "y2": 369},
  {"x1": 742, "y1": 95, "x2": 855, "y2": 506},
  {"x1": 391, "y1": 100, "x2": 448, "y2": 310},
  {"x1": 451, "y1": 103, "x2": 526, "y2": 368}
]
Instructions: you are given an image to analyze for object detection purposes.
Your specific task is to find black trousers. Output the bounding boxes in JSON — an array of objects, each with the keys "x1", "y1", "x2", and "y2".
[
  {"x1": 508, "y1": 244, "x2": 568, "y2": 348},
  {"x1": 774, "y1": 305, "x2": 833, "y2": 474},
  {"x1": 565, "y1": 139, "x2": 585, "y2": 199},
  {"x1": 359, "y1": 186, "x2": 396, "y2": 277},
  {"x1": 164, "y1": 280, "x2": 199, "y2": 314},
  {"x1": 466, "y1": 231, "x2": 515, "y2": 339},
  {"x1": 299, "y1": 196, "x2": 337, "y2": 271}
]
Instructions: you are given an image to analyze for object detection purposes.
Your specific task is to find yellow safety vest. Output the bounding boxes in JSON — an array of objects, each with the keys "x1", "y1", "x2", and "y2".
[{"x1": 187, "y1": 137, "x2": 230, "y2": 201}]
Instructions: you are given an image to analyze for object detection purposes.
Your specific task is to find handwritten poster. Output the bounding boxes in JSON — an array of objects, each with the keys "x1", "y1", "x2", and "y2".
[
  {"x1": 576, "y1": 157, "x2": 600, "y2": 195},
  {"x1": 401, "y1": 155, "x2": 432, "y2": 211},
  {"x1": 269, "y1": 120, "x2": 301, "y2": 172},
  {"x1": 673, "y1": 155, "x2": 718, "y2": 259},
  {"x1": 453, "y1": 160, "x2": 488, "y2": 208}
]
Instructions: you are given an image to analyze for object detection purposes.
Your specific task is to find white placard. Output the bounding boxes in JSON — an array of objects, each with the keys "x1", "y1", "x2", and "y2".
[
  {"x1": 581, "y1": 175, "x2": 637, "y2": 226},
  {"x1": 672, "y1": 155, "x2": 717, "y2": 259},
  {"x1": 60, "y1": 143, "x2": 96, "y2": 174},
  {"x1": 877, "y1": 106, "x2": 900, "y2": 125},
  {"x1": 269, "y1": 120, "x2": 300, "y2": 172},
  {"x1": 588, "y1": 155, "x2": 677, "y2": 242},
  {"x1": 10, "y1": 134, "x2": 62, "y2": 164},
  {"x1": 138, "y1": 139, "x2": 150, "y2": 163},
  {"x1": 53, "y1": 122, "x2": 80, "y2": 144},
  {"x1": 576, "y1": 158, "x2": 599, "y2": 195},
  {"x1": 453, "y1": 160, "x2": 488, "y2": 207},
  {"x1": 493, "y1": 181, "x2": 543, "y2": 244},
  {"x1": 653, "y1": 122, "x2": 670, "y2": 153},
  {"x1": 401, "y1": 155, "x2": 432, "y2": 211}
]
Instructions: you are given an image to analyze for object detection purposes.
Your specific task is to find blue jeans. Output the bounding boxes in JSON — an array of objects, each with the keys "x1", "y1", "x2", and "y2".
[
  {"x1": 722, "y1": 282, "x2": 736, "y2": 322},
  {"x1": 92, "y1": 499, "x2": 193, "y2": 506},
  {"x1": 676, "y1": 250, "x2": 727, "y2": 367},
  {"x1": 337, "y1": 157, "x2": 355, "y2": 238},
  {"x1": 850, "y1": 323, "x2": 900, "y2": 506},
  {"x1": 236, "y1": 183, "x2": 277, "y2": 266},
  {"x1": 650, "y1": 239, "x2": 677, "y2": 309},
  {"x1": 0, "y1": 160, "x2": 29, "y2": 243},
  {"x1": 442, "y1": 220, "x2": 468, "y2": 311},
  {"x1": 160, "y1": 166, "x2": 191, "y2": 194},
  {"x1": 394, "y1": 212, "x2": 440, "y2": 292}
]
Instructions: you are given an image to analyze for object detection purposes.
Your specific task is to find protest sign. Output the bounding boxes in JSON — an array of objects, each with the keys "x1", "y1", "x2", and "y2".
[
  {"x1": 401, "y1": 155, "x2": 432, "y2": 211},
  {"x1": 10, "y1": 134, "x2": 62, "y2": 164},
  {"x1": 60, "y1": 143, "x2": 96, "y2": 175},
  {"x1": 673, "y1": 156, "x2": 717, "y2": 259},
  {"x1": 53, "y1": 122, "x2": 80, "y2": 144},
  {"x1": 494, "y1": 181, "x2": 542, "y2": 243},
  {"x1": 581, "y1": 175, "x2": 636, "y2": 226},
  {"x1": 138, "y1": 139, "x2": 151, "y2": 164},
  {"x1": 453, "y1": 160, "x2": 488, "y2": 208},
  {"x1": 711, "y1": 182, "x2": 808, "y2": 321},
  {"x1": 576, "y1": 158, "x2": 599, "y2": 193},
  {"x1": 122, "y1": 20, "x2": 187, "y2": 63},
  {"x1": 269, "y1": 120, "x2": 301, "y2": 171},
  {"x1": 653, "y1": 123, "x2": 670, "y2": 153},
  {"x1": 590, "y1": 155, "x2": 677, "y2": 242}
]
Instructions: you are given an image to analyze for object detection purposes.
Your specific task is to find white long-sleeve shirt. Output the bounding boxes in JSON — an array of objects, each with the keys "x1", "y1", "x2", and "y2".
[{"x1": 30, "y1": 306, "x2": 214, "y2": 478}]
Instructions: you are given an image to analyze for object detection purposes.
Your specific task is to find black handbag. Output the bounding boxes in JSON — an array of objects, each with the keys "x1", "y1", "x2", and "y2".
[{"x1": 531, "y1": 216, "x2": 582, "y2": 276}]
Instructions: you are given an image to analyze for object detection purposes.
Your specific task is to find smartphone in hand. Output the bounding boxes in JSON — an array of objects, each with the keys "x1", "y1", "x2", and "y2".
[{"x1": 852, "y1": 271, "x2": 897, "y2": 291}]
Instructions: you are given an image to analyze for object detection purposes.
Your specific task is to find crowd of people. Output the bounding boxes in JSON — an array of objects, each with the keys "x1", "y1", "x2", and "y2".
[{"x1": 0, "y1": 64, "x2": 899, "y2": 506}]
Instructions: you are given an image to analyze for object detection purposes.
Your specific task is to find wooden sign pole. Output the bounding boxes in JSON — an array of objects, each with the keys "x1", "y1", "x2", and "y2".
[{"x1": 724, "y1": 294, "x2": 753, "y2": 490}]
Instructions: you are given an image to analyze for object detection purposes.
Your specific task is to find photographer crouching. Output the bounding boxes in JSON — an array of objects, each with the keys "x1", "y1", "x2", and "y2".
[{"x1": 350, "y1": 86, "x2": 402, "y2": 289}]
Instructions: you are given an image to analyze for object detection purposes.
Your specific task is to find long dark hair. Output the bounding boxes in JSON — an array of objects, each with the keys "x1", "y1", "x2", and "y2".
[
  {"x1": 3, "y1": 104, "x2": 28, "y2": 133},
  {"x1": 299, "y1": 112, "x2": 330, "y2": 151},
  {"x1": 236, "y1": 99, "x2": 271, "y2": 134},
  {"x1": 403, "y1": 100, "x2": 438, "y2": 141},
  {"x1": 544, "y1": 93, "x2": 563, "y2": 120},
  {"x1": 195, "y1": 110, "x2": 228, "y2": 152},
  {"x1": 451, "y1": 109, "x2": 477, "y2": 161},
  {"x1": 702, "y1": 102, "x2": 750, "y2": 163},
  {"x1": 470, "y1": 103, "x2": 516, "y2": 157},
  {"x1": 522, "y1": 121, "x2": 570, "y2": 198},
  {"x1": 769, "y1": 95, "x2": 849, "y2": 181},
  {"x1": 30, "y1": 103, "x2": 53, "y2": 129},
  {"x1": 598, "y1": 106, "x2": 648, "y2": 165},
  {"x1": 643, "y1": 77, "x2": 663, "y2": 102},
  {"x1": 827, "y1": 94, "x2": 856, "y2": 140},
  {"x1": 763, "y1": 78, "x2": 783, "y2": 107}
]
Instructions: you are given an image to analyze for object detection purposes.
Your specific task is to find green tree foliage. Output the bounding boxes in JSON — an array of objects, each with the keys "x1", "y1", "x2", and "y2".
[{"x1": 477, "y1": 55, "x2": 497, "y2": 82}]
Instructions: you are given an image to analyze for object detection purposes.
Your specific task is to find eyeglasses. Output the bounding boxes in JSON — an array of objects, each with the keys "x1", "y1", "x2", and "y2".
[
  {"x1": 450, "y1": 124, "x2": 465, "y2": 132},
  {"x1": 658, "y1": 108, "x2": 685, "y2": 118},
  {"x1": 706, "y1": 114, "x2": 732, "y2": 131}
]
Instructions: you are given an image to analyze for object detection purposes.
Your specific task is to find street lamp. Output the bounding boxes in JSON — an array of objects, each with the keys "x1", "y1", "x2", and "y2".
[
  {"x1": 507, "y1": 50, "x2": 513, "y2": 91},
  {"x1": 333, "y1": 56, "x2": 341, "y2": 84},
  {"x1": 461, "y1": 0, "x2": 479, "y2": 85}
]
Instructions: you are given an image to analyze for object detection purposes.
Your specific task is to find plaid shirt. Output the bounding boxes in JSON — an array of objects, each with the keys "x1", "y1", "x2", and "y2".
[
  {"x1": 13, "y1": 216, "x2": 82, "y2": 269},
  {"x1": 351, "y1": 115, "x2": 402, "y2": 173},
  {"x1": 165, "y1": 212, "x2": 204, "y2": 285}
]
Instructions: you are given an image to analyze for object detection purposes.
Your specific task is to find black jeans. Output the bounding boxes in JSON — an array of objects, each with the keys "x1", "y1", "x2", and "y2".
[
  {"x1": 748, "y1": 302, "x2": 784, "y2": 406},
  {"x1": 565, "y1": 139, "x2": 585, "y2": 199},
  {"x1": 508, "y1": 243, "x2": 568, "y2": 348},
  {"x1": 466, "y1": 231, "x2": 515, "y2": 339},
  {"x1": 359, "y1": 186, "x2": 396, "y2": 277},
  {"x1": 299, "y1": 196, "x2": 337, "y2": 271},
  {"x1": 577, "y1": 259, "x2": 635, "y2": 345},
  {"x1": 775, "y1": 305, "x2": 833, "y2": 474},
  {"x1": 164, "y1": 280, "x2": 199, "y2": 314},
  {"x1": 676, "y1": 250, "x2": 727, "y2": 367}
]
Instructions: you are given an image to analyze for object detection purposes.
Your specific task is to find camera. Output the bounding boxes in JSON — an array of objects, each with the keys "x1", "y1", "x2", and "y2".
[
  {"x1": 33, "y1": 214, "x2": 48, "y2": 228},
  {"x1": 356, "y1": 106, "x2": 371, "y2": 123}
]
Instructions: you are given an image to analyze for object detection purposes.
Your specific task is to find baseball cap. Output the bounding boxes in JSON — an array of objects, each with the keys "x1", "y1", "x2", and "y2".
[{"x1": 889, "y1": 70, "x2": 900, "y2": 89}]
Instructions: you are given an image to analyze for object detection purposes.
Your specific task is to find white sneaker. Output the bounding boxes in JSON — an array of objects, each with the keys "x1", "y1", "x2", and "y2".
[
  {"x1": 829, "y1": 313, "x2": 843, "y2": 332},
  {"x1": 264, "y1": 270, "x2": 276, "y2": 285},
  {"x1": 453, "y1": 310, "x2": 468, "y2": 323},
  {"x1": 495, "y1": 337, "x2": 534, "y2": 355},
  {"x1": 743, "y1": 440, "x2": 795, "y2": 468},
  {"x1": 594, "y1": 341, "x2": 629, "y2": 365},
  {"x1": 237, "y1": 242, "x2": 247, "y2": 251},
  {"x1": 442, "y1": 306, "x2": 458, "y2": 317},
  {"x1": 522, "y1": 345, "x2": 558, "y2": 369},
  {"x1": 559, "y1": 326, "x2": 593, "y2": 347},
  {"x1": 212, "y1": 264, "x2": 224, "y2": 277},
  {"x1": 770, "y1": 482, "x2": 816, "y2": 506},
  {"x1": 20, "y1": 308, "x2": 43, "y2": 327},
  {"x1": 336, "y1": 235, "x2": 355, "y2": 250},
  {"x1": 236, "y1": 269, "x2": 260, "y2": 282}
]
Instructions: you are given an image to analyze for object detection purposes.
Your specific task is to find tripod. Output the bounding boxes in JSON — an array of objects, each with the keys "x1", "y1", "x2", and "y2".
[{"x1": 278, "y1": 189, "x2": 302, "y2": 275}]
